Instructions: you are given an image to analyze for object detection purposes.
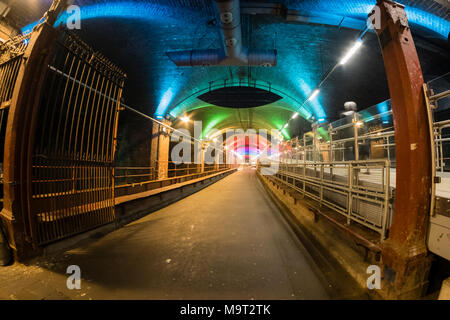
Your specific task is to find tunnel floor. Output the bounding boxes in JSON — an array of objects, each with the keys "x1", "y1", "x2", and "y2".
[{"x1": 0, "y1": 168, "x2": 335, "y2": 300}]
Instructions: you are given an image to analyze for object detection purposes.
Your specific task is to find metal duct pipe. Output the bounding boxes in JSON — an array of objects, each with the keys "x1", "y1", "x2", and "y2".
[
  {"x1": 166, "y1": 49, "x2": 224, "y2": 66},
  {"x1": 215, "y1": 0, "x2": 243, "y2": 59},
  {"x1": 166, "y1": 0, "x2": 277, "y2": 67},
  {"x1": 166, "y1": 49, "x2": 276, "y2": 67}
]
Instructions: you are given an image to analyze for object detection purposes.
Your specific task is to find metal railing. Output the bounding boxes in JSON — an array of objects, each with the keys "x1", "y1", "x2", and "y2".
[
  {"x1": 114, "y1": 162, "x2": 235, "y2": 187},
  {"x1": 168, "y1": 161, "x2": 202, "y2": 177},
  {"x1": 434, "y1": 119, "x2": 450, "y2": 172},
  {"x1": 269, "y1": 74, "x2": 449, "y2": 239},
  {"x1": 115, "y1": 166, "x2": 156, "y2": 185},
  {"x1": 261, "y1": 160, "x2": 392, "y2": 239}
]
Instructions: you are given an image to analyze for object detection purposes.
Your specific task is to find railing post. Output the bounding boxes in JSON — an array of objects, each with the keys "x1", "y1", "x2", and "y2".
[
  {"x1": 320, "y1": 164, "x2": 323, "y2": 208},
  {"x1": 347, "y1": 163, "x2": 353, "y2": 225},
  {"x1": 353, "y1": 113, "x2": 360, "y2": 161},
  {"x1": 303, "y1": 135, "x2": 306, "y2": 196}
]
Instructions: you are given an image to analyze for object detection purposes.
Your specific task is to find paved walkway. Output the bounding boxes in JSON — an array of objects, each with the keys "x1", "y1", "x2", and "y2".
[{"x1": 0, "y1": 168, "x2": 329, "y2": 300}]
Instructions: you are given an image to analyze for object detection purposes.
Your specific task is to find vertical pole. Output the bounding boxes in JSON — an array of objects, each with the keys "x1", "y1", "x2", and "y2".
[
  {"x1": 370, "y1": 0, "x2": 433, "y2": 299},
  {"x1": 328, "y1": 124, "x2": 333, "y2": 162},
  {"x1": 201, "y1": 141, "x2": 205, "y2": 173},
  {"x1": 353, "y1": 113, "x2": 359, "y2": 161}
]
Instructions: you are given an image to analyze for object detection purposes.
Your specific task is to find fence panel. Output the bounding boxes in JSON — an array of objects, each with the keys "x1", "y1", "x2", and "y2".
[{"x1": 30, "y1": 32, "x2": 126, "y2": 245}]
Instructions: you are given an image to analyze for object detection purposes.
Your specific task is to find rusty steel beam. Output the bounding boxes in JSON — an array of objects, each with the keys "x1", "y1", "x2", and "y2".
[
  {"x1": 0, "y1": 1, "x2": 67, "y2": 259},
  {"x1": 370, "y1": 0, "x2": 433, "y2": 299},
  {"x1": 1, "y1": 25, "x2": 59, "y2": 259}
]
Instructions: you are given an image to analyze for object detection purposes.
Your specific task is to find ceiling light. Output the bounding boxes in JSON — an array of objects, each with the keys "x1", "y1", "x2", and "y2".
[
  {"x1": 291, "y1": 112, "x2": 299, "y2": 119},
  {"x1": 180, "y1": 115, "x2": 190, "y2": 123},
  {"x1": 340, "y1": 40, "x2": 363, "y2": 65},
  {"x1": 308, "y1": 89, "x2": 320, "y2": 101}
]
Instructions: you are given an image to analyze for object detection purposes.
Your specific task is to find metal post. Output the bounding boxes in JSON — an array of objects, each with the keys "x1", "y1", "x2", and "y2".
[
  {"x1": 303, "y1": 134, "x2": 306, "y2": 196},
  {"x1": 347, "y1": 163, "x2": 353, "y2": 225},
  {"x1": 201, "y1": 141, "x2": 205, "y2": 173},
  {"x1": 328, "y1": 124, "x2": 333, "y2": 162},
  {"x1": 353, "y1": 113, "x2": 359, "y2": 161}
]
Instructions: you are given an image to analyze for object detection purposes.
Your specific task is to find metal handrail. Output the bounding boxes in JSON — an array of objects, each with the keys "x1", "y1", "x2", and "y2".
[{"x1": 259, "y1": 159, "x2": 391, "y2": 239}]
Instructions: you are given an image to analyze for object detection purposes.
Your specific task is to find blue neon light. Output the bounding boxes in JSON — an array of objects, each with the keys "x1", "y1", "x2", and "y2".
[
  {"x1": 298, "y1": 79, "x2": 326, "y2": 120},
  {"x1": 21, "y1": 1, "x2": 449, "y2": 39},
  {"x1": 287, "y1": 0, "x2": 449, "y2": 38},
  {"x1": 22, "y1": 2, "x2": 202, "y2": 34},
  {"x1": 155, "y1": 88, "x2": 174, "y2": 118}
]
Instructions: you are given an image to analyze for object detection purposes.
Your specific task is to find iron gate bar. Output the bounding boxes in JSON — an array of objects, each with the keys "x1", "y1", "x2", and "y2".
[{"x1": 26, "y1": 30, "x2": 126, "y2": 245}]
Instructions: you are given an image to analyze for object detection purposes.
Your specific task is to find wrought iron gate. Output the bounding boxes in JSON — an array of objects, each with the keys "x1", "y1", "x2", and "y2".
[
  {"x1": 30, "y1": 32, "x2": 126, "y2": 244},
  {"x1": 0, "y1": 34, "x2": 31, "y2": 200}
]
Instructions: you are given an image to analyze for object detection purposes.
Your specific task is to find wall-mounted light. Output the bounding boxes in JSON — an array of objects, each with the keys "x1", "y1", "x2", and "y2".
[
  {"x1": 180, "y1": 115, "x2": 190, "y2": 123},
  {"x1": 340, "y1": 40, "x2": 363, "y2": 65},
  {"x1": 308, "y1": 89, "x2": 320, "y2": 101}
]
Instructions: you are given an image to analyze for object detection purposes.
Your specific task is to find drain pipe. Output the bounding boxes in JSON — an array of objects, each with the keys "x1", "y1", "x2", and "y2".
[{"x1": 166, "y1": 0, "x2": 277, "y2": 67}]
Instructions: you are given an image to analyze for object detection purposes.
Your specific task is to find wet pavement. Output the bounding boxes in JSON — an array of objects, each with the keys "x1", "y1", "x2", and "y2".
[{"x1": 0, "y1": 168, "x2": 330, "y2": 300}]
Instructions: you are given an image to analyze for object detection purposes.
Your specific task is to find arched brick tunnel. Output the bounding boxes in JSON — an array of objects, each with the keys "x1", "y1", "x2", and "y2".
[{"x1": 0, "y1": 0, "x2": 448, "y2": 302}]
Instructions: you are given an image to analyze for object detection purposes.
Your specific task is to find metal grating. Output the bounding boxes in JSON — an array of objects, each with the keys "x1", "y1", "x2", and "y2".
[{"x1": 31, "y1": 32, "x2": 126, "y2": 245}]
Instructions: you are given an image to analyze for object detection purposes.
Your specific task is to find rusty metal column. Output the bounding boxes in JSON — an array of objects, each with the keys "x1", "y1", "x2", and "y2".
[
  {"x1": 0, "y1": 1, "x2": 67, "y2": 259},
  {"x1": 370, "y1": 0, "x2": 432, "y2": 299},
  {"x1": 150, "y1": 119, "x2": 171, "y2": 180},
  {"x1": 200, "y1": 142, "x2": 206, "y2": 173}
]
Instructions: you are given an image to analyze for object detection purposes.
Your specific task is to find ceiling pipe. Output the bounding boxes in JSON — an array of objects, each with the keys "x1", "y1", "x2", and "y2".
[{"x1": 166, "y1": 0, "x2": 277, "y2": 67}]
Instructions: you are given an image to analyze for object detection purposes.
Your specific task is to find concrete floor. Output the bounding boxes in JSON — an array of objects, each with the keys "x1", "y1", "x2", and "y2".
[{"x1": 0, "y1": 168, "x2": 330, "y2": 300}]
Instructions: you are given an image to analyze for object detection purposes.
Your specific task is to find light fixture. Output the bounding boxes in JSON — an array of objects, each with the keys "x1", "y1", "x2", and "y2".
[
  {"x1": 340, "y1": 40, "x2": 363, "y2": 65},
  {"x1": 308, "y1": 89, "x2": 320, "y2": 101},
  {"x1": 180, "y1": 115, "x2": 190, "y2": 123},
  {"x1": 291, "y1": 112, "x2": 299, "y2": 119},
  {"x1": 283, "y1": 123, "x2": 288, "y2": 129},
  {"x1": 355, "y1": 121, "x2": 364, "y2": 127}
]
